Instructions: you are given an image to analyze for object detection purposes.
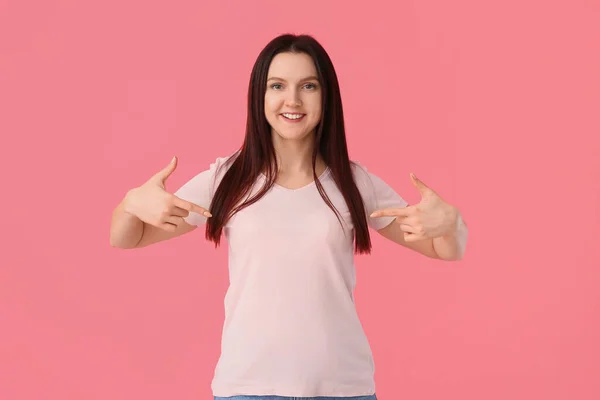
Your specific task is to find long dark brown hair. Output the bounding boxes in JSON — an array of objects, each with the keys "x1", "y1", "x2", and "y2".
[{"x1": 206, "y1": 33, "x2": 373, "y2": 254}]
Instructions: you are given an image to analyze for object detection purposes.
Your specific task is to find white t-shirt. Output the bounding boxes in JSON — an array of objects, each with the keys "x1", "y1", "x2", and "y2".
[{"x1": 174, "y1": 153, "x2": 408, "y2": 397}]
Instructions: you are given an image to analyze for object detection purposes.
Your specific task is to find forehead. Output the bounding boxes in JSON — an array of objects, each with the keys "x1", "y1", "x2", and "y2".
[{"x1": 267, "y1": 52, "x2": 318, "y2": 80}]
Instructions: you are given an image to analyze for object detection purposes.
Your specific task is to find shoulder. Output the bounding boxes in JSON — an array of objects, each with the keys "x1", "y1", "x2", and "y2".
[
  {"x1": 350, "y1": 160, "x2": 368, "y2": 180},
  {"x1": 198, "y1": 149, "x2": 240, "y2": 188},
  {"x1": 175, "y1": 150, "x2": 239, "y2": 197},
  {"x1": 210, "y1": 149, "x2": 240, "y2": 175},
  {"x1": 349, "y1": 159, "x2": 407, "y2": 204},
  {"x1": 350, "y1": 160, "x2": 378, "y2": 190}
]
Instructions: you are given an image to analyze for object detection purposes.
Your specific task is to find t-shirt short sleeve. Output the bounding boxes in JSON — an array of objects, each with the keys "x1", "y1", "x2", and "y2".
[
  {"x1": 352, "y1": 161, "x2": 409, "y2": 231},
  {"x1": 173, "y1": 153, "x2": 236, "y2": 226}
]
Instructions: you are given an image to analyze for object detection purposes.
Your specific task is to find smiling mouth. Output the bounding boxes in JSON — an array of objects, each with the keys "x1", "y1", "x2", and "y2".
[{"x1": 281, "y1": 113, "x2": 306, "y2": 121}]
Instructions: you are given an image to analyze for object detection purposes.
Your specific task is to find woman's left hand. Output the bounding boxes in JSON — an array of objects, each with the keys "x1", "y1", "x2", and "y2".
[{"x1": 370, "y1": 173, "x2": 459, "y2": 242}]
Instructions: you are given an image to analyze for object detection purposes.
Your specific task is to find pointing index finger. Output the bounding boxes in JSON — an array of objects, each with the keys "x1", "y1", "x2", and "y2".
[
  {"x1": 173, "y1": 196, "x2": 212, "y2": 217},
  {"x1": 370, "y1": 206, "x2": 412, "y2": 218}
]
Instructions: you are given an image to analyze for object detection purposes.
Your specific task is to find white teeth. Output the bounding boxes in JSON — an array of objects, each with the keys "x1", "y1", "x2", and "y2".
[{"x1": 282, "y1": 113, "x2": 304, "y2": 120}]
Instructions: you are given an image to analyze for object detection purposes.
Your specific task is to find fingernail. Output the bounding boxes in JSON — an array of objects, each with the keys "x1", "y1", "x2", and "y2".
[
  {"x1": 370, "y1": 212, "x2": 378, "y2": 217},
  {"x1": 204, "y1": 211, "x2": 212, "y2": 217}
]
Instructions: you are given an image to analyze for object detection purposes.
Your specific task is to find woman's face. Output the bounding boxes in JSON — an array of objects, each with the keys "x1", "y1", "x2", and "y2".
[{"x1": 264, "y1": 52, "x2": 322, "y2": 142}]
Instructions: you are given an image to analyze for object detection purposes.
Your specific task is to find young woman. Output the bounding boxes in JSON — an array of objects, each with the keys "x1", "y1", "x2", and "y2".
[{"x1": 110, "y1": 34, "x2": 468, "y2": 400}]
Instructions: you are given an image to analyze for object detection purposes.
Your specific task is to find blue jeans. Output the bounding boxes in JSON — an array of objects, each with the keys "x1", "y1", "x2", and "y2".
[{"x1": 214, "y1": 396, "x2": 377, "y2": 400}]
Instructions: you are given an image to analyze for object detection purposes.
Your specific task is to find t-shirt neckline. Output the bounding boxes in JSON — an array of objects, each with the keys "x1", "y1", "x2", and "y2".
[{"x1": 261, "y1": 167, "x2": 331, "y2": 192}]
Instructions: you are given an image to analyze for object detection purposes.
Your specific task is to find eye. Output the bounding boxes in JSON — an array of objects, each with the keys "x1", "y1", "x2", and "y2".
[
  {"x1": 270, "y1": 83, "x2": 283, "y2": 90},
  {"x1": 304, "y1": 83, "x2": 318, "y2": 90}
]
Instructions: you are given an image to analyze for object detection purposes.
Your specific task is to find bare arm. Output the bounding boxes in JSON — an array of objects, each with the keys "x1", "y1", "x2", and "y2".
[
  {"x1": 109, "y1": 157, "x2": 210, "y2": 249},
  {"x1": 109, "y1": 190, "x2": 198, "y2": 249},
  {"x1": 109, "y1": 193, "x2": 144, "y2": 249},
  {"x1": 376, "y1": 219, "x2": 440, "y2": 259},
  {"x1": 370, "y1": 173, "x2": 467, "y2": 261},
  {"x1": 375, "y1": 206, "x2": 467, "y2": 261}
]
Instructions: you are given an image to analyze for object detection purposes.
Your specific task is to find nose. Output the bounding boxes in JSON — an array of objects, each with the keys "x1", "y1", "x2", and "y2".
[{"x1": 284, "y1": 88, "x2": 302, "y2": 107}]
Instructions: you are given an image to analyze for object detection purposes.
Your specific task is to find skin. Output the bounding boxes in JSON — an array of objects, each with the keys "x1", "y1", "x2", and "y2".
[
  {"x1": 262, "y1": 52, "x2": 466, "y2": 260},
  {"x1": 372, "y1": 174, "x2": 466, "y2": 261},
  {"x1": 264, "y1": 51, "x2": 327, "y2": 185},
  {"x1": 111, "y1": 51, "x2": 467, "y2": 259}
]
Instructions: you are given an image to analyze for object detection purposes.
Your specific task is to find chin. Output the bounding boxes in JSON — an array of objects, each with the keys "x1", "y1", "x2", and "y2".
[{"x1": 273, "y1": 128, "x2": 316, "y2": 141}]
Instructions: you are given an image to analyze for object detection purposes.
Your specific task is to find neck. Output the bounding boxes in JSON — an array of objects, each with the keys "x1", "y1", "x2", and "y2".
[{"x1": 271, "y1": 131, "x2": 325, "y2": 175}]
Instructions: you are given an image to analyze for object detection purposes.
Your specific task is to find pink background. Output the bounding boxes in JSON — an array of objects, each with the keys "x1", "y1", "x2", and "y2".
[{"x1": 1, "y1": 0, "x2": 599, "y2": 399}]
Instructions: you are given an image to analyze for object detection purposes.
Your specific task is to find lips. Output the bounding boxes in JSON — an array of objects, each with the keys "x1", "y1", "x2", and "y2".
[{"x1": 280, "y1": 113, "x2": 306, "y2": 122}]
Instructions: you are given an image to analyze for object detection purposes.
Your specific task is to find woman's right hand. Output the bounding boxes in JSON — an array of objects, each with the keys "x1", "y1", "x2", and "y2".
[{"x1": 123, "y1": 156, "x2": 212, "y2": 232}]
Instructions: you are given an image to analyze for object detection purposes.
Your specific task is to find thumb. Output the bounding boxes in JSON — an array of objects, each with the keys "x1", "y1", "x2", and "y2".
[
  {"x1": 410, "y1": 173, "x2": 431, "y2": 195},
  {"x1": 155, "y1": 156, "x2": 178, "y2": 184}
]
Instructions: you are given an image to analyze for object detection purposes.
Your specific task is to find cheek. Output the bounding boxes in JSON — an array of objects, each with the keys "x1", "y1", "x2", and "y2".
[
  {"x1": 264, "y1": 94, "x2": 280, "y2": 113},
  {"x1": 308, "y1": 95, "x2": 322, "y2": 115},
  {"x1": 309, "y1": 101, "x2": 322, "y2": 121},
  {"x1": 264, "y1": 97, "x2": 282, "y2": 126}
]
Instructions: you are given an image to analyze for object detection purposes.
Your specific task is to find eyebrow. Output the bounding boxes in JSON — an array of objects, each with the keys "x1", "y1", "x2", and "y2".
[{"x1": 267, "y1": 76, "x2": 319, "y2": 82}]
